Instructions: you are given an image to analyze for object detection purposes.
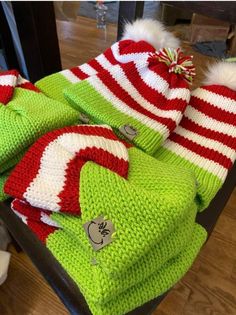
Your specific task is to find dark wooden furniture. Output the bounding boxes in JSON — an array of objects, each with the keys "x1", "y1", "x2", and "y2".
[
  {"x1": 0, "y1": 162, "x2": 235, "y2": 314},
  {"x1": 0, "y1": 1, "x2": 61, "y2": 82}
]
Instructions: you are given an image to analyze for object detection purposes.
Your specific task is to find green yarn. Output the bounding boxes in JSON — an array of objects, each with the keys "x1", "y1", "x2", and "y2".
[
  {"x1": 52, "y1": 147, "x2": 197, "y2": 277},
  {"x1": 155, "y1": 147, "x2": 223, "y2": 210},
  {"x1": 64, "y1": 81, "x2": 164, "y2": 155},
  {"x1": 0, "y1": 87, "x2": 78, "y2": 170},
  {"x1": 35, "y1": 73, "x2": 71, "y2": 104},
  {"x1": 47, "y1": 223, "x2": 206, "y2": 315},
  {"x1": 51, "y1": 202, "x2": 197, "y2": 304},
  {"x1": 0, "y1": 170, "x2": 11, "y2": 201}
]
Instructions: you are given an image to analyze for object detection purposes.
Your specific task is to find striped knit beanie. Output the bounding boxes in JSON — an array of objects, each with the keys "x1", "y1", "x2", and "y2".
[
  {"x1": 64, "y1": 48, "x2": 195, "y2": 155},
  {"x1": 0, "y1": 69, "x2": 78, "y2": 183},
  {"x1": 4, "y1": 125, "x2": 198, "y2": 276},
  {"x1": 155, "y1": 61, "x2": 236, "y2": 210},
  {"x1": 8, "y1": 204, "x2": 207, "y2": 315},
  {"x1": 35, "y1": 19, "x2": 180, "y2": 105}
]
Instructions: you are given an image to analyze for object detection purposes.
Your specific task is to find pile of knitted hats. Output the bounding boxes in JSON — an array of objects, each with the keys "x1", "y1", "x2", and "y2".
[
  {"x1": 0, "y1": 70, "x2": 79, "y2": 200},
  {"x1": 2, "y1": 19, "x2": 236, "y2": 315}
]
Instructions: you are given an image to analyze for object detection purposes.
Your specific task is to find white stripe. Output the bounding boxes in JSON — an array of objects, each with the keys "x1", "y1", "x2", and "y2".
[
  {"x1": 0, "y1": 74, "x2": 17, "y2": 86},
  {"x1": 185, "y1": 106, "x2": 236, "y2": 138},
  {"x1": 23, "y1": 133, "x2": 128, "y2": 212},
  {"x1": 61, "y1": 69, "x2": 81, "y2": 83},
  {"x1": 41, "y1": 212, "x2": 60, "y2": 228},
  {"x1": 108, "y1": 65, "x2": 183, "y2": 120},
  {"x1": 163, "y1": 140, "x2": 227, "y2": 181},
  {"x1": 135, "y1": 59, "x2": 190, "y2": 100},
  {"x1": 96, "y1": 53, "x2": 113, "y2": 70},
  {"x1": 175, "y1": 126, "x2": 235, "y2": 160},
  {"x1": 79, "y1": 64, "x2": 97, "y2": 76},
  {"x1": 111, "y1": 42, "x2": 150, "y2": 63},
  {"x1": 191, "y1": 88, "x2": 236, "y2": 114},
  {"x1": 88, "y1": 76, "x2": 170, "y2": 135}
]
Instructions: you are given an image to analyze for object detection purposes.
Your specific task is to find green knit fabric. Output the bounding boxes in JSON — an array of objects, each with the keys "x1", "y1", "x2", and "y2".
[
  {"x1": 52, "y1": 147, "x2": 197, "y2": 277},
  {"x1": 35, "y1": 73, "x2": 71, "y2": 104},
  {"x1": 51, "y1": 202, "x2": 197, "y2": 304},
  {"x1": 154, "y1": 147, "x2": 223, "y2": 210},
  {"x1": 64, "y1": 81, "x2": 164, "y2": 155},
  {"x1": 0, "y1": 151, "x2": 26, "y2": 174},
  {"x1": 0, "y1": 88, "x2": 79, "y2": 169},
  {"x1": 47, "y1": 223, "x2": 206, "y2": 315},
  {"x1": 0, "y1": 170, "x2": 11, "y2": 201}
]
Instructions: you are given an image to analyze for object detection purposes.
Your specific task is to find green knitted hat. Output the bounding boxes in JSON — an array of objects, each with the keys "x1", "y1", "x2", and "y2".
[
  {"x1": 12, "y1": 198, "x2": 198, "y2": 304},
  {"x1": 0, "y1": 70, "x2": 79, "y2": 176},
  {"x1": 0, "y1": 170, "x2": 11, "y2": 201},
  {"x1": 5, "y1": 125, "x2": 198, "y2": 277},
  {"x1": 9, "y1": 206, "x2": 207, "y2": 315},
  {"x1": 49, "y1": 224, "x2": 206, "y2": 315}
]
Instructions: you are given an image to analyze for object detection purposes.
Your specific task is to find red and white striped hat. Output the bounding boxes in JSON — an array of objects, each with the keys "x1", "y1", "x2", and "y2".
[
  {"x1": 155, "y1": 61, "x2": 236, "y2": 210},
  {"x1": 35, "y1": 19, "x2": 180, "y2": 104},
  {"x1": 4, "y1": 125, "x2": 130, "y2": 214},
  {"x1": 64, "y1": 48, "x2": 195, "y2": 155},
  {"x1": 0, "y1": 70, "x2": 40, "y2": 105}
]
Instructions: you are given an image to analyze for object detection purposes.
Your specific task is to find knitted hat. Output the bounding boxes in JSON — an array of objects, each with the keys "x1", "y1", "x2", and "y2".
[
  {"x1": 11, "y1": 197, "x2": 198, "y2": 304},
  {"x1": 0, "y1": 69, "x2": 79, "y2": 177},
  {"x1": 0, "y1": 170, "x2": 11, "y2": 201},
  {"x1": 35, "y1": 19, "x2": 180, "y2": 105},
  {"x1": 155, "y1": 61, "x2": 236, "y2": 210},
  {"x1": 4, "y1": 125, "x2": 130, "y2": 214},
  {"x1": 4, "y1": 125, "x2": 198, "y2": 277},
  {"x1": 8, "y1": 206, "x2": 207, "y2": 315},
  {"x1": 64, "y1": 48, "x2": 195, "y2": 155}
]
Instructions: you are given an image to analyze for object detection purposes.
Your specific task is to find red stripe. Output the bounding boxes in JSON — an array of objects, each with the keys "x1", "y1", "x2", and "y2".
[
  {"x1": 88, "y1": 58, "x2": 105, "y2": 73},
  {"x1": 0, "y1": 69, "x2": 18, "y2": 77},
  {"x1": 4, "y1": 125, "x2": 128, "y2": 200},
  {"x1": 97, "y1": 68, "x2": 178, "y2": 131},
  {"x1": 12, "y1": 199, "x2": 53, "y2": 220},
  {"x1": 122, "y1": 62, "x2": 189, "y2": 111},
  {"x1": 118, "y1": 40, "x2": 156, "y2": 55},
  {"x1": 70, "y1": 67, "x2": 89, "y2": 80},
  {"x1": 12, "y1": 199, "x2": 42, "y2": 221},
  {"x1": 147, "y1": 62, "x2": 189, "y2": 89},
  {"x1": 103, "y1": 48, "x2": 118, "y2": 66},
  {"x1": 190, "y1": 96, "x2": 236, "y2": 125},
  {"x1": 202, "y1": 85, "x2": 236, "y2": 100},
  {"x1": 0, "y1": 85, "x2": 14, "y2": 104},
  {"x1": 169, "y1": 133, "x2": 233, "y2": 169},
  {"x1": 180, "y1": 117, "x2": 236, "y2": 150},
  {"x1": 17, "y1": 82, "x2": 41, "y2": 93},
  {"x1": 58, "y1": 147, "x2": 129, "y2": 214},
  {"x1": 57, "y1": 158, "x2": 84, "y2": 214},
  {"x1": 27, "y1": 220, "x2": 58, "y2": 243}
]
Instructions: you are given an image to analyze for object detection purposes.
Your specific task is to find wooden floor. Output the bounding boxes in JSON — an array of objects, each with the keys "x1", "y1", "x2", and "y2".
[{"x1": 0, "y1": 16, "x2": 236, "y2": 315}]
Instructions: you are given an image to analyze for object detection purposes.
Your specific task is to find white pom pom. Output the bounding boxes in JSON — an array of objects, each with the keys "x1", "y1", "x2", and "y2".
[
  {"x1": 121, "y1": 18, "x2": 180, "y2": 50},
  {"x1": 204, "y1": 62, "x2": 236, "y2": 91}
]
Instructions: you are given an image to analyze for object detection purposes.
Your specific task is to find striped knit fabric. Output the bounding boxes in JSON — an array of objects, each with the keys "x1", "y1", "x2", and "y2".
[
  {"x1": 0, "y1": 70, "x2": 40, "y2": 105},
  {"x1": 155, "y1": 62, "x2": 236, "y2": 210},
  {"x1": 35, "y1": 39, "x2": 156, "y2": 104},
  {"x1": 4, "y1": 124, "x2": 198, "y2": 279},
  {"x1": 64, "y1": 49, "x2": 194, "y2": 155},
  {"x1": 4, "y1": 125, "x2": 130, "y2": 214},
  {"x1": 0, "y1": 69, "x2": 79, "y2": 201},
  {"x1": 9, "y1": 203, "x2": 206, "y2": 315}
]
